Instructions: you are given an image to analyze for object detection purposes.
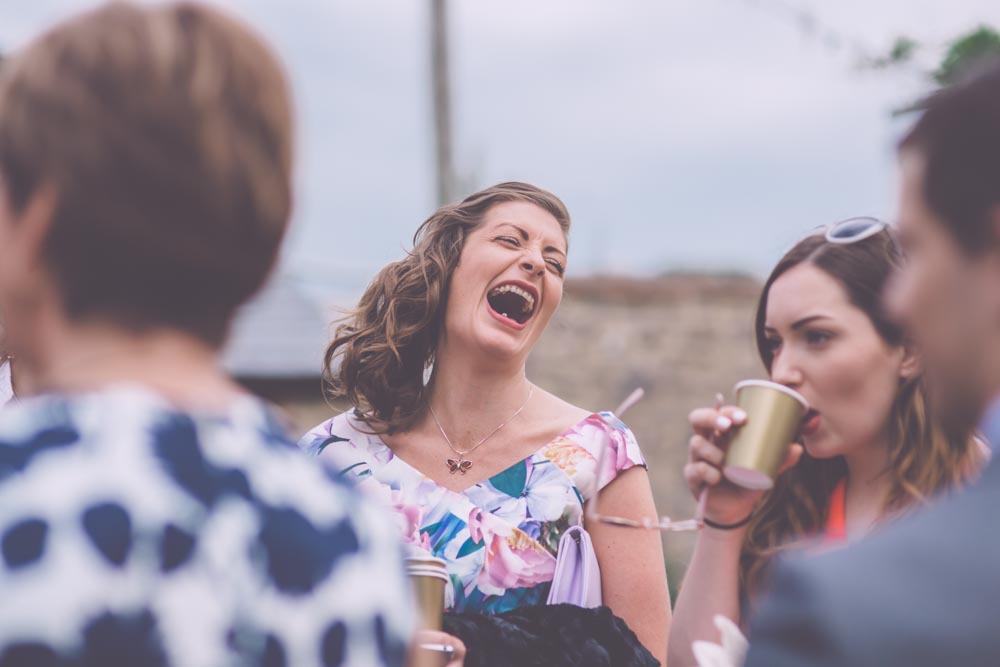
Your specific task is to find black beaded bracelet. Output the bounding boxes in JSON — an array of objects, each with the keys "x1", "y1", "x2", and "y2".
[{"x1": 702, "y1": 513, "x2": 754, "y2": 530}]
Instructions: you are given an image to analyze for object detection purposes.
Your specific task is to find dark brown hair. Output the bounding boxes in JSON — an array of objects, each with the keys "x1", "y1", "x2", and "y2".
[
  {"x1": 0, "y1": 1, "x2": 294, "y2": 346},
  {"x1": 899, "y1": 59, "x2": 1000, "y2": 253},
  {"x1": 324, "y1": 182, "x2": 571, "y2": 434},
  {"x1": 740, "y1": 231, "x2": 983, "y2": 596}
]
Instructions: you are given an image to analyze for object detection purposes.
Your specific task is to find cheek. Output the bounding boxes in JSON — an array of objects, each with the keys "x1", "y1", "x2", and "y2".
[
  {"x1": 812, "y1": 343, "x2": 900, "y2": 441},
  {"x1": 544, "y1": 280, "x2": 563, "y2": 312},
  {"x1": 912, "y1": 261, "x2": 954, "y2": 324},
  {"x1": 442, "y1": 262, "x2": 481, "y2": 326},
  {"x1": 906, "y1": 245, "x2": 979, "y2": 332},
  {"x1": 533, "y1": 280, "x2": 562, "y2": 327}
]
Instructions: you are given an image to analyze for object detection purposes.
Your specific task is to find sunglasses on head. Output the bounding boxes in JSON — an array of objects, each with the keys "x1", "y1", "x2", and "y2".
[
  {"x1": 809, "y1": 216, "x2": 903, "y2": 258},
  {"x1": 823, "y1": 216, "x2": 890, "y2": 244}
]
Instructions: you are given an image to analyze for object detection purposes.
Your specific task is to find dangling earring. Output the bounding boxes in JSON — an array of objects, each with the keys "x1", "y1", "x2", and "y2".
[{"x1": 423, "y1": 357, "x2": 435, "y2": 387}]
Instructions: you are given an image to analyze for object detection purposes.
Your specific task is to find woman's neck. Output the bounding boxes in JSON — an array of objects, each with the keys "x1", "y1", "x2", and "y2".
[
  {"x1": 28, "y1": 320, "x2": 243, "y2": 412},
  {"x1": 841, "y1": 436, "x2": 893, "y2": 537},
  {"x1": 425, "y1": 343, "x2": 532, "y2": 445}
]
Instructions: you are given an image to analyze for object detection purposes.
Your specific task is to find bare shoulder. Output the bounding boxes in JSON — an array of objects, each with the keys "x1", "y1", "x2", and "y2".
[{"x1": 528, "y1": 385, "x2": 594, "y2": 434}]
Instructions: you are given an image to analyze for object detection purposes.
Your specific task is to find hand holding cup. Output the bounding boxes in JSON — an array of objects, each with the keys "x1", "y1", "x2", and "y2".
[{"x1": 686, "y1": 382, "x2": 807, "y2": 527}]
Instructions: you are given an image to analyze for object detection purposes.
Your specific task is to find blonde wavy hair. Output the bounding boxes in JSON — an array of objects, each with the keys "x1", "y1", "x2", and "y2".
[
  {"x1": 323, "y1": 182, "x2": 571, "y2": 434},
  {"x1": 740, "y1": 231, "x2": 984, "y2": 597}
]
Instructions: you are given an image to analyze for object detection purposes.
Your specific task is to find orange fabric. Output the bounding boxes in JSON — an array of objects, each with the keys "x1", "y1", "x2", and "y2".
[{"x1": 824, "y1": 479, "x2": 848, "y2": 543}]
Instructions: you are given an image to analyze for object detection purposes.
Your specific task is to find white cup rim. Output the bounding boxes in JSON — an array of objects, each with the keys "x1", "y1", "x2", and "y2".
[
  {"x1": 404, "y1": 555, "x2": 448, "y2": 566},
  {"x1": 406, "y1": 568, "x2": 449, "y2": 582},
  {"x1": 734, "y1": 380, "x2": 809, "y2": 409}
]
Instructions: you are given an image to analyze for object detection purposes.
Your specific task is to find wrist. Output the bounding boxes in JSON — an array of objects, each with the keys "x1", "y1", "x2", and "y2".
[
  {"x1": 701, "y1": 509, "x2": 754, "y2": 532},
  {"x1": 697, "y1": 521, "x2": 749, "y2": 546}
]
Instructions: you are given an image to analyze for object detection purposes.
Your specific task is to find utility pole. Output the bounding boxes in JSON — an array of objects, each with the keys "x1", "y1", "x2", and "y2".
[{"x1": 430, "y1": 0, "x2": 455, "y2": 206}]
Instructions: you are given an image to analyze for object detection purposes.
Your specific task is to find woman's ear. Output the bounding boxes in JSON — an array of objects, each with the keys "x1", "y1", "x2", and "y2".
[
  {"x1": 6, "y1": 184, "x2": 58, "y2": 271},
  {"x1": 899, "y1": 340, "x2": 922, "y2": 380}
]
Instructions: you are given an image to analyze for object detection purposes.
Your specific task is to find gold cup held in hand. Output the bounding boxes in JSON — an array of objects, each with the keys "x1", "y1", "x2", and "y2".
[
  {"x1": 723, "y1": 380, "x2": 809, "y2": 490},
  {"x1": 405, "y1": 555, "x2": 449, "y2": 632}
]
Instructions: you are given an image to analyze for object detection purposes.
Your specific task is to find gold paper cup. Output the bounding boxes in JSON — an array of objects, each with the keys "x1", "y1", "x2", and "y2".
[
  {"x1": 723, "y1": 380, "x2": 809, "y2": 490},
  {"x1": 406, "y1": 556, "x2": 449, "y2": 632}
]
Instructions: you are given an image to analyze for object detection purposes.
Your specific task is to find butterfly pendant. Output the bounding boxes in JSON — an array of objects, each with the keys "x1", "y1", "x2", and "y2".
[{"x1": 447, "y1": 458, "x2": 473, "y2": 474}]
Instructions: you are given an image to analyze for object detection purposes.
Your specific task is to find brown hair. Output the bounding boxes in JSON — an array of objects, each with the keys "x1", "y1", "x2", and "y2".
[
  {"x1": 0, "y1": 1, "x2": 294, "y2": 346},
  {"x1": 899, "y1": 59, "x2": 1000, "y2": 254},
  {"x1": 324, "y1": 182, "x2": 571, "y2": 434},
  {"x1": 740, "y1": 231, "x2": 983, "y2": 596}
]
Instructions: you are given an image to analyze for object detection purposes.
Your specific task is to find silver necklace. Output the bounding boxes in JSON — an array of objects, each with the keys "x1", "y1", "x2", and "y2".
[{"x1": 429, "y1": 385, "x2": 534, "y2": 475}]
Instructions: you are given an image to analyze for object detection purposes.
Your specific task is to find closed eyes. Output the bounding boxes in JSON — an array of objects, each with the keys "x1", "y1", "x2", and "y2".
[{"x1": 493, "y1": 236, "x2": 565, "y2": 276}]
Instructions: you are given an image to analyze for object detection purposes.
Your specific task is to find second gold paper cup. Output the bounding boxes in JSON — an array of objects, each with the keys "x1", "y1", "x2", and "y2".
[
  {"x1": 723, "y1": 380, "x2": 809, "y2": 490},
  {"x1": 406, "y1": 556, "x2": 449, "y2": 632}
]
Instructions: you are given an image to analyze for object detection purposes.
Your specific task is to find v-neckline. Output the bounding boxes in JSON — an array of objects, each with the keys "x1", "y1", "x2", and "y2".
[{"x1": 371, "y1": 411, "x2": 604, "y2": 496}]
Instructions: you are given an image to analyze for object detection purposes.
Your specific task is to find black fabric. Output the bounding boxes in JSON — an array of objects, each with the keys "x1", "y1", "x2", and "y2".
[{"x1": 443, "y1": 604, "x2": 659, "y2": 667}]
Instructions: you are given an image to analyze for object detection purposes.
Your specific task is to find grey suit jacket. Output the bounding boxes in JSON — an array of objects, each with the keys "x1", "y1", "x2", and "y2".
[{"x1": 744, "y1": 415, "x2": 1000, "y2": 667}]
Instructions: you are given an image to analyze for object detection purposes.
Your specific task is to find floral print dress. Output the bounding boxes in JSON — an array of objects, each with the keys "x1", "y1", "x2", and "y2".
[{"x1": 299, "y1": 411, "x2": 646, "y2": 615}]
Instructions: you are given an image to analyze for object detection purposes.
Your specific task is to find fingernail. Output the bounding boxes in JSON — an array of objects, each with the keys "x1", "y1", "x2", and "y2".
[
  {"x1": 716, "y1": 416, "x2": 732, "y2": 430},
  {"x1": 733, "y1": 410, "x2": 748, "y2": 422}
]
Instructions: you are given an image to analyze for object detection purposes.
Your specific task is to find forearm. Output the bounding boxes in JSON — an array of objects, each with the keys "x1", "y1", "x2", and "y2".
[
  {"x1": 600, "y1": 556, "x2": 671, "y2": 666},
  {"x1": 586, "y1": 468, "x2": 671, "y2": 664},
  {"x1": 668, "y1": 526, "x2": 747, "y2": 667}
]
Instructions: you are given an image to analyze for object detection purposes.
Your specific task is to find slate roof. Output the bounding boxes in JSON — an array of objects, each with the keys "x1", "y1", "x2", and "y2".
[{"x1": 222, "y1": 274, "x2": 331, "y2": 379}]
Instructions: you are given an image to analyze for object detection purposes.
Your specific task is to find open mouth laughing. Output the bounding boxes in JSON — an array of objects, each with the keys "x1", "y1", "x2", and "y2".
[{"x1": 486, "y1": 281, "x2": 538, "y2": 328}]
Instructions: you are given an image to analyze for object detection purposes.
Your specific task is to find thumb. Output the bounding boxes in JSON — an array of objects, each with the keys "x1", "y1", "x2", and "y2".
[{"x1": 777, "y1": 443, "x2": 804, "y2": 475}]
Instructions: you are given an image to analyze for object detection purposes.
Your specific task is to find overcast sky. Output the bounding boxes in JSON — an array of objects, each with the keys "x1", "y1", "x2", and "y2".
[{"x1": 3, "y1": 0, "x2": 999, "y2": 301}]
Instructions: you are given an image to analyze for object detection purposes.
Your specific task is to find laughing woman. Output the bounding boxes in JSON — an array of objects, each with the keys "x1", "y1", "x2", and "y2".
[{"x1": 301, "y1": 182, "x2": 670, "y2": 664}]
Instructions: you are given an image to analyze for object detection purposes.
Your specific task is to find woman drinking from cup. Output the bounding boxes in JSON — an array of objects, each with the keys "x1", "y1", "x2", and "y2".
[
  {"x1": 668, "y1": 218, "x2": 987, "y2": 666},
  {"x1": 301, "y1": 182, "x2": 670, "y2": 664}
]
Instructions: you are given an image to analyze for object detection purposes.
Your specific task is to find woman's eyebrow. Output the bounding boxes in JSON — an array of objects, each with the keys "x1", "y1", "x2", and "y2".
[
  {"x1": 496, "y1": 222, "x2": 567, "y2": 257},
  {"x1": 790, "y1": 314, "x2": 834, "y2": 330}
]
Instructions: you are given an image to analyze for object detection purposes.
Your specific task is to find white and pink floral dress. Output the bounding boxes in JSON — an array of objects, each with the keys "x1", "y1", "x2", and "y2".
[{"x1": 299, "y1": 410, "x2": 646, "y2": 614}]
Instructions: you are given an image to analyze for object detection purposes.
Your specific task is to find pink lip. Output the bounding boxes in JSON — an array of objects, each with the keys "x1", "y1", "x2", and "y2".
[
  {"x1": 801, "y1": 410, "x2": 821, "y2": 437},
  {"x1": 485, "y1": 279, "x2": 540, "y2": 332},
  {"x1": 488, "y1": 306, "x2": 528, "y2": 330}
]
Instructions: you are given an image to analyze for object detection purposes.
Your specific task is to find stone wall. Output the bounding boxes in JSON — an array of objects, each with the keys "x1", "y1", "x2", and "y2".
[
  {"x1": 527, "y1": 274, "x2": 765, "y2": 591},
  {"x1": 277, "y1": 273, "x2": 767, "y2": 596}
]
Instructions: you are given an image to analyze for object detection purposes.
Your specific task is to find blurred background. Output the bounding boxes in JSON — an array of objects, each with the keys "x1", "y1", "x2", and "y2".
[{"x1": 3, "y1": 0, "x2": 998, "y2": 598}]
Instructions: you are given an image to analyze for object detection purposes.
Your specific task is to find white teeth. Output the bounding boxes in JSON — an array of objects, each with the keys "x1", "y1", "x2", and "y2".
[{"x1": 492, "y1": 284, "x2": 536, "y2": 311}]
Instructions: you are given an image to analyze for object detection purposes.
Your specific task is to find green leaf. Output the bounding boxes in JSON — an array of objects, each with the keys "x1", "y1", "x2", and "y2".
[
  {"x1": 456, "y1": 538, "x2": 485, "y2": 558},
  {"x1": 316, "y1": 434, "x2": 351, "y2": 455},
  {"x1": 935, "y1": 25, "x2": 1000, "y2": 86},
  {"x1": 338, "y1": 462, "x2": 369, "y2": 478},
  {"x1": 490, "y1": 461, "x2": 528, "y2": 498}
]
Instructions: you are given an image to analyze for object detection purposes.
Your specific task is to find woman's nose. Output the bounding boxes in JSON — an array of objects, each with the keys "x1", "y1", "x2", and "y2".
[
  {"x1": 520, "y1": 250, "x2": 545, "y2": 276},
  {"x1": 770, "y1": 351, "x2": 804, "y2": 387}
]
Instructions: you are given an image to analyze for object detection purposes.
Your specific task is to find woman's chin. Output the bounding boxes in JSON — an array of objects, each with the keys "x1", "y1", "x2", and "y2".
[
  {"x1": 477, "y1": 336, "x2": 528, "y2": 361},
  {"x1": 449, "y1": 325, "x2": 526, "y2": 362},
  {"x1": 801, "y1": 434, "x2": 841, "y2": 460}
]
